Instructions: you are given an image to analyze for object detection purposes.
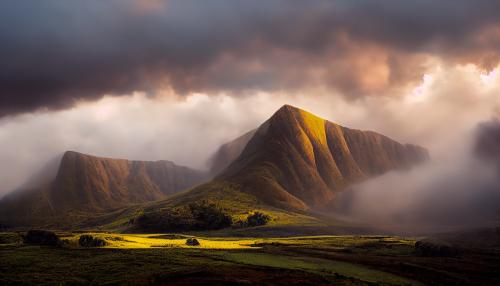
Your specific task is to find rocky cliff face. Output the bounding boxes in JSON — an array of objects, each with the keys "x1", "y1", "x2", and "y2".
[
  {"x1": 217, "y1": 105, "x2": 428, "y2": 211},
  {"x1": 49, "y1": 151, "x2": 206, "y2": 211},
  {"x1": 0, "y1": 152, "x2": 206, "y2": 225}
]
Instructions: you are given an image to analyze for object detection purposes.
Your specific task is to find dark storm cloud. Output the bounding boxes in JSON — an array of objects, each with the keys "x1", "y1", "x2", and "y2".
[{"x1": 0, "y1": 0, "x2": 499, "y2": 116}]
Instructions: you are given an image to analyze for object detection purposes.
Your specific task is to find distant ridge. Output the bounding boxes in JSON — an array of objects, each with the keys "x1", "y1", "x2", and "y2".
[{"x1": 0, "y1": 151, "x2": 206, "y2": 226}]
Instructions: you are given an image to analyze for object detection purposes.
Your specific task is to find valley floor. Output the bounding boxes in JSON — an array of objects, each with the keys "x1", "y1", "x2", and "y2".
[{"x1": 1, "y1": 233, "x2": 499, "y2": 285}]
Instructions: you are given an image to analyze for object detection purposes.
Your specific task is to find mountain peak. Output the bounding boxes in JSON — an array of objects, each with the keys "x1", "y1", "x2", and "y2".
[
  {"x1": 277, "y1": 103, "x2": 299, "y2": 111},
  {"x1": 272, "y1": 104, "x2": 328, "y2": 125},
  {"x1": 273, "y1": 104, "x2": 305, "y2": 117},
  {"x1": 217, "y1": 105, "x2": 428, "y2": 211}
]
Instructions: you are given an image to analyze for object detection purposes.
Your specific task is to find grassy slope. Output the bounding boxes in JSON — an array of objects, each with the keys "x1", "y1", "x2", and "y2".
[
  {"x1": 99, "y1": 181, "x2": 328, "y2": 233},
  {"x1": 39, "y1": 181, "x2": 374, "y2": 235}
]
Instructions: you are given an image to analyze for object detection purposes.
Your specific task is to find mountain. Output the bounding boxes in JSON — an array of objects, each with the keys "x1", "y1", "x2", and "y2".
[
  {"x1": 118, "y1": 104, "x2": 428, "y2": 233},
  {"x1": 211, "y1": 104, "x2": 428, "y2": 211},
  {"x1": 0, "y1": 151, "x2": 206, "y2": 226},
  {"x1": 209, "y1": 129, "x2": 256, "y2": 176},
  {"x1": 0, "y1": 104, "x2": 427, "y2": 230}
]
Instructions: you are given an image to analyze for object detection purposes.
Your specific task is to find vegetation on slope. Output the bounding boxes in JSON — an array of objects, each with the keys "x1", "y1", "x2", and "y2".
[{"x1": 133, "y1": 201, "x2": 232, "y2": 232}]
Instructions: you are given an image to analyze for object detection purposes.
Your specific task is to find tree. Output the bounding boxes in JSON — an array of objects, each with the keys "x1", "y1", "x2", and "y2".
[
  {"x1": 134, "y1": 201, "x2": 232, "y2": 232},
  {"x1": 246, "y1": 212, "x2": 271, "y2": 227}
]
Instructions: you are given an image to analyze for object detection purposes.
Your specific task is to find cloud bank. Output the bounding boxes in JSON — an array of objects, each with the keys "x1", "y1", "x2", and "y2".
[{"x1": 0, "y1": 0, "x2": 499, "y2": 116}]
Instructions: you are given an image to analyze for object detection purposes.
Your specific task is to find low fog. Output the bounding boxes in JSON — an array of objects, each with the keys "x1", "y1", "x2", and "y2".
[
  {"x1": 330, "y1": 65, "x2": 500, "y2": 232},
  {"x1": 1, "y1": 63, "x2": 500, "y2": 235},
  {"x1": 335, "y1": 122, "x2": 500, "y2": 233}
]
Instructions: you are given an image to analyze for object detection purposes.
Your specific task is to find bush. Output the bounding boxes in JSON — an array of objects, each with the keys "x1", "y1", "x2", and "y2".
[
  {"x1": 186, "y1": 238, "x2": 200, "y2": 246},
  {"x1": 134, "y1": 201, "x2": 232, "y2": 232},
  {"x1": 79, "y1": 234, "x2": 107, "y2": 247},
  {"x1": 23, "y1": 230, "x2": 61, "y2": 246},
  {"x1": 415, "y1": 240, "x2": 459, "y2": 257},
  {"x1": 246, "y1": 212, "x2": 271, "y2": 227}
]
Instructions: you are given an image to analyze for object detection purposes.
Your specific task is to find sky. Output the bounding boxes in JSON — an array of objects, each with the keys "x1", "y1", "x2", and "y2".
[{"x1": 1, "y1": 0, "x2": 500, "y2": 227}]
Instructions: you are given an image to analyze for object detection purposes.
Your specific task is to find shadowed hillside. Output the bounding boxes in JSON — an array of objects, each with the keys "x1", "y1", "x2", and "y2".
[
  {"x1": 209, "y1": 129, "x2": 256, "y2": 176},
  {"x1": 0, "y1": 151, "x2": 206, "y2": 226}
]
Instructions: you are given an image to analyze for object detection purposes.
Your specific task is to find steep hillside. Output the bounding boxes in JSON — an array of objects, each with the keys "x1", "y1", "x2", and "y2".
[
  {"x1": 0, "y1": 151, "x2": 206, "y2": 226},
  {"x1": 209, "y1": 129, "x2": 256, "y2": 176},
  {"x1": 214, "y1": 104, "x2": 428, "y2": 211}
]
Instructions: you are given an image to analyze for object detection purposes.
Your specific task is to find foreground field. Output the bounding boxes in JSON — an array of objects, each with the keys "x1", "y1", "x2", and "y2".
[{"x1": 1, "y1": 232, "x2": 499, "y2": 285}]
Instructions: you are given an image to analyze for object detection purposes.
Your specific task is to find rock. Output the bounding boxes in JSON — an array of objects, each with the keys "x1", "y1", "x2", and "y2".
[{"x1": 186, "y1": 238, "x2": 200, "y2": 246}]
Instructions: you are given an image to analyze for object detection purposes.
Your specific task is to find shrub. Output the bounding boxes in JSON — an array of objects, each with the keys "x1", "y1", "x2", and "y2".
[
  {"x1": 79, "y1": 234, "x2": 107, "y2": 247},
  {"x1": 23, "y1": 230, "x2": 61, "y2": 247},
  {"x1": 186, "y1": 238, "x2": 200, "y2": 246},
  {"x1": 415, "y1": 240, "x2": 459, "y2": 257},
  {"x1": 246, "y1": 212, "x2": 271, "y2": 227}
]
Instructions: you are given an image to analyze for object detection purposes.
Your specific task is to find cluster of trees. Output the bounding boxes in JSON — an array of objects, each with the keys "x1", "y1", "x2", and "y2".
[
  {"x1": 235, "y1": 212, "x2": 272, "y2": 227},
  {"x1": 134, "y1": 201, "x2": 232, "y2": 232},
  {"x1": 134, "y1": 201, "x2": 273, "y2": 232},
  {"x1": 245, "y1": 212, "x2": 271, "y2": 227},
  {"x1": 79, "y1": 234, "x2": 107, "y2": 247}
]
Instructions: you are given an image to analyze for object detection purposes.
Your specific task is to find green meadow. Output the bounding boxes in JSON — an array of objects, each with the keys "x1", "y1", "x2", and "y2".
[{"x1": 2, "y1": 232, "x2": 499, "y2": 285}]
